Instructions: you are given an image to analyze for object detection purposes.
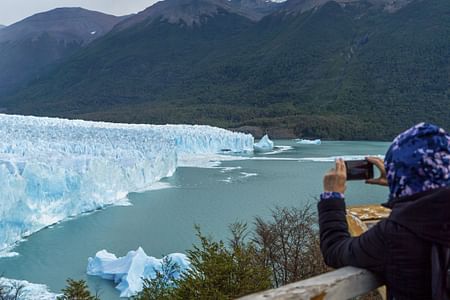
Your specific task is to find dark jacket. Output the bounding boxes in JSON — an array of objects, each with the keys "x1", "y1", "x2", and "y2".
[{"x1": 318, "y1": 188, "x2": 450, "y2": 300}]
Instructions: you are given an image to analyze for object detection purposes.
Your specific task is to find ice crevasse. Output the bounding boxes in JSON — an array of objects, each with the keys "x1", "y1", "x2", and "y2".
[{"x1": 0, "y1": 114, "x2": 254, "y2": 252}]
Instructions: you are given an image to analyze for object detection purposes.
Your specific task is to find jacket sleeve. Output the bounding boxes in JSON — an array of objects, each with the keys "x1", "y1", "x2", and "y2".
[{"x1": 318, "y1": 196, "x2": 386, "y2": 274}]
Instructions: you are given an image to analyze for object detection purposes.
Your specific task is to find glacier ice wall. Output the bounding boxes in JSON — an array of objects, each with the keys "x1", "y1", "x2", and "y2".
[{"x1": 0, "y1": 114, "x2": 253, "y2": 251}]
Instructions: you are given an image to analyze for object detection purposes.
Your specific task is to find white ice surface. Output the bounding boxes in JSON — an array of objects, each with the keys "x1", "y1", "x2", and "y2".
[
  {"x1": 253, "y1": 134, "x2": 274, "y2": 152},
  {"x1": 0, "y1": 278, "x2": 58, "y2": 300},
  {"x1": 87, "y1": 247, "x2": 190, "y2": 297},
  {"x1": 0, "y1": 114, "x2": 253, "y2": 253},
  {"x1": 295, "y1": 138, "x2": 321, "y2": 145}
]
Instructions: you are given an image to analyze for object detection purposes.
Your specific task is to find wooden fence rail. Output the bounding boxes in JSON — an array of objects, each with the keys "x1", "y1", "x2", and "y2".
[{"x1": 237, "y1": 266, "x2": 383, "y2": 300}]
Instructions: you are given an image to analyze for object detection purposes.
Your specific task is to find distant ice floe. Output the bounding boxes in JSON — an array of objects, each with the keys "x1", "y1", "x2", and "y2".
[
  {"x1": 298, "y1": 155, "x2": 384, "y2": 162},
  {"x1": 0, "y1": 278, "x2": 58, "y2": 300},
  {"x1": 87, "y1": 247, "x2": 190, "y2": 297},
  {"x1": 295, "y1": 138, "x2": 321, "y2": 145},
  {"x1": 219, "y1": 171, "x2": 258, "y2": 183},
  {"x1": 0, "y1": 114, "x2": 253, "y2": 254},
  {"x1": 219, "y1": 166, "x2": 242, "y2": 173},
  {"x1": 240, "y1": 172, "x2": 258, "y2": 178},
  {"x1": 253, "y1": 134, "x2": 274, "y2": 152}
]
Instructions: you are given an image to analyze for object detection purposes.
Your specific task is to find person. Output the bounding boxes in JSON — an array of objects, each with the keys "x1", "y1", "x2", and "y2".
[{"x1": 318, "y1": 123, "x2": 450, "y2": 300}]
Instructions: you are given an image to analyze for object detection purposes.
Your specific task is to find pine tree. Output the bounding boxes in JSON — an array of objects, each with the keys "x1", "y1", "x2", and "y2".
[{"x1": 57, "y1": 279, "x2": 99, "y2": 300}]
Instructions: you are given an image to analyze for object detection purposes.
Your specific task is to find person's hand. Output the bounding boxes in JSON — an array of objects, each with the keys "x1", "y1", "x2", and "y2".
[
  {"x1": 365, "y1": 156, "x2": 388, "y2": 186},
  {"x1": 323, "y1": 159, "x2": 347, "y2": 194}
]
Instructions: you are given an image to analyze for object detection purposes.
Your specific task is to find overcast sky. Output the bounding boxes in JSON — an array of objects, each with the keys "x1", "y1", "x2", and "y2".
[{"x1": 0, "y1": 0, "x2": 160, "y2": 25}]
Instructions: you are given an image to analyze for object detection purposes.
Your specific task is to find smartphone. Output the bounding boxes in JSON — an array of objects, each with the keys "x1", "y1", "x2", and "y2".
[{"x1": 344, "y1": 160, "x2": 374, "y2": 181}]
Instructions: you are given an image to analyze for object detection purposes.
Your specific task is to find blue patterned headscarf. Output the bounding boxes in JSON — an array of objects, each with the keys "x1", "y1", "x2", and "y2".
[{"x1": 385, "y1": 123, "x2": 450, "y2": 200}]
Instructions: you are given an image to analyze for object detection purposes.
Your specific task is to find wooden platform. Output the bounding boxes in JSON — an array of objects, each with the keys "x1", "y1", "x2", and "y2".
[
  {"x1": 346, "y1": 204, "x2": 391, "y2": 300},
  {"x1": 347, "y1": 204, "x2": 391, "y2": 234}
]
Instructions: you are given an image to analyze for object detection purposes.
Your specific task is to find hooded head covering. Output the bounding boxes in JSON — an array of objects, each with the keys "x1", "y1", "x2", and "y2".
[{"x1": 384, "y1": 123, "x2": 450, "y2": 200}]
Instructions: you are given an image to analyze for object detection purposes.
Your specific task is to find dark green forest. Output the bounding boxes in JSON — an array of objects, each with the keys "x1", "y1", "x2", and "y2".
[{"x1": 2, "y1": 0, "x2": 449, "y2": 140}]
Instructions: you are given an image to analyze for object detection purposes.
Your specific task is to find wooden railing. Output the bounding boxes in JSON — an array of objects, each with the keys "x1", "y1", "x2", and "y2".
[{"x1": 238, "y1": 266, "x2": 383, "y2": 300}]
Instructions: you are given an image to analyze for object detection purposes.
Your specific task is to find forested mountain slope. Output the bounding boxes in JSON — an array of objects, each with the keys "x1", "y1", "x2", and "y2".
[{"x1": 3, "y1": 0, "x2": 448, "y2": 140}]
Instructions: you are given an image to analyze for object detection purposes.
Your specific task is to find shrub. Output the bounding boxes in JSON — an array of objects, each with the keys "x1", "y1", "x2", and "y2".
[
  {"x1": 135, "y1": 224, "x2": 272, "y2": 300},
  {"x1": 253, "y1": 204, "x2": 329, "y2": 287}
]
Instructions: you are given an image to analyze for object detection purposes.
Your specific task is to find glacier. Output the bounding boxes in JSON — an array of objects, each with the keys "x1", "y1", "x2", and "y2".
[
  {"x1": 0, "y1": 114, "x2": 253, "y2": 253},
  {"x1": 253, "y1": 134, "x2": 274, "y2": 152},
  {"x1": 0, "y1": 278, "x2": 58, "y2": 300},
  {"x1": 87, "y1": 247, "x2": 190, "y2": 297}
]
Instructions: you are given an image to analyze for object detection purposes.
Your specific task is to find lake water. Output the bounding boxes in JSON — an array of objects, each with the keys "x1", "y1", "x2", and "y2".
[{"x1": 0, "y1": 140, "x2": 391, "y2": 299}]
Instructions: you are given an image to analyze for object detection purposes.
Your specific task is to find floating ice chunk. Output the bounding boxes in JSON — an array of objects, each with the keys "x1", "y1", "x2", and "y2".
[
  {"x1": 253, "y1": 134, "x2": 274, "y2": 152},
  {"x1": 295, "y1": 139, "x2": 321, "y2": 145},
  {"x1": 0, "y1": 114, "x2": 253, "y2": 253},
  {"x1": 299, "y1": 155, "x2": 384, "y2": 162},
  {"x1": 87, "y1": 248, "x2": 190, "y2": 297},
  {"x1": 0, "y1": 277, "x2": 58, "y2": 300},
  {"x1": 219, "y1": 166, "x2": 242, "y2": 173},
  {"x1": 240, "y1": 172, "x2": 258, "y2": 178}
]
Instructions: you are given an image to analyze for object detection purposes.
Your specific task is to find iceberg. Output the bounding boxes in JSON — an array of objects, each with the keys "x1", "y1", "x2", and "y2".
[
  {"x1": 87, "y1": 248, "x2": 190, "y2": 297},
  {"x1": 295, "y1": 138, "x2": 321, "y2": 145},
  {"x1": 0, "y1": 278, "x2": 58, "y2": 300},
  {"x1": 253, "y1": 134, "x2": 274, "y2": 152},
  {"x1": 0, "y1": 114, "x2": 254, "y2": 252}
]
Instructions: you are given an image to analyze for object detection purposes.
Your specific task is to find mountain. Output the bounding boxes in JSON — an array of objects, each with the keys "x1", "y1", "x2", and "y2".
[
  {"x1": 229, "y1": 0, "x2": 283, "y2": 18},
  {"x1": 0, "y1": 8, "x2": 125, "y2": 97},
  {"x1": 280, "y1": 0, "x2": 414, "y2": 14},
  {"x1": 3, "y1": 0, "x2": 449, "y2": 140},
  {"x1": 113, "y1": 0, "x2": 280, "y2": 30},
  {"x1": 0, "y1": 25, "x2": 5, "y2": 30},
  {"x1": 0, "y1": 8, "x2": 124, "y2": 44},
  {"x1": 0, "y1": 0, "x2": 260, "y2": 112}
]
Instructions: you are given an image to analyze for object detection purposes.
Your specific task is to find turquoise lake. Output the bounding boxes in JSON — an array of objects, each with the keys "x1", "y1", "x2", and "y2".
[{"x1": 0, "y1": 140, "x2": 391, "y2": 299}]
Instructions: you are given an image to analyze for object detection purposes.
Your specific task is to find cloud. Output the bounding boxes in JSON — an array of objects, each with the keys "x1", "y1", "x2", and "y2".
[{"x1": 0, "y1": 0, "x2": 159, "y2": 25}]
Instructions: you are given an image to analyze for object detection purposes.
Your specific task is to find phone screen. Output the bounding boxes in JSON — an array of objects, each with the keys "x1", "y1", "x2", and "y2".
[{"x1": 344, "y1": 160, "x2": 374, "y2": 181}]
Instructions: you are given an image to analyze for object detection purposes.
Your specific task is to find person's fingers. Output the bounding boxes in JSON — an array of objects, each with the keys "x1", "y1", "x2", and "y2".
[
  {"x1": 336, "y1": 158, "x2": 346, "y2": 174},
  {"x1": 366, "y1": 156, "x2": 384, "y2": 169},
  {"x1": 366, "y1": 156, "x2": 378, "y2": 165},
  {"x1": 335, "y1": 159, "x2": 342, "y2": 173},
  {"x1": 365, "y1": 178, "x2": 377, "y2": 184},
  {"x1": 366, "y1": 177, "x2": 388, "y2": 186},
  {"x1": 341, "y1": 159, "x2": 347, "y2": 173}
]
